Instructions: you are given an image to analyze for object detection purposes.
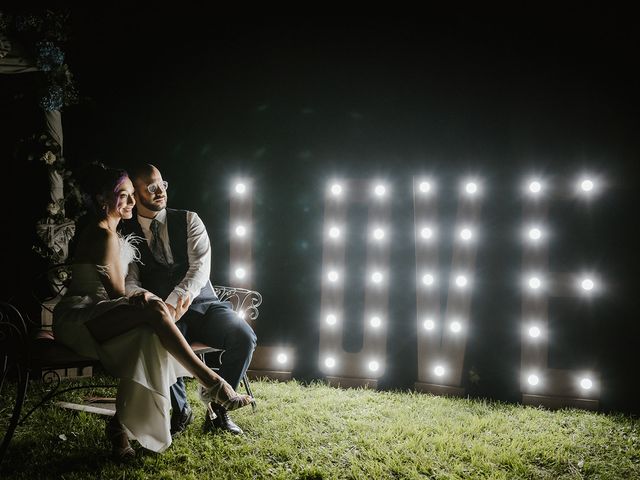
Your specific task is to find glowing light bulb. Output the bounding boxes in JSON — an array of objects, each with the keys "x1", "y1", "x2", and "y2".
[
  {"x1": 528, "y1": 326, "x2": 541, "y2": 338},
  {"x1": 235, "y1": 267, "x2": 246, "y2": 279},
  {"x1": 528, "y1": 277, "x2": 541, "y2": 290},
  {"x1": 529, "y1": 181, "x2": 542, "y2": 193},
  {"x1": 326, "y1": 314, "x2": 337, "y2": 325},
  {"x1": 330, "y1": 183, "x2": 343, "y2": 196},
  {"x1": 368, "y1": 360, "x2": 380, "y2": 372},
  {"x1": 528, "y1": 227, "x2": 542, "y2": 240},
  {"x1": 581, "y1": 278, "x2": 594, "y2": 291},
  {"x1": 324, "y1": 357, "x2": 336, "y2": 368},
  {"x1": 235, "y1": 225, "x2": 247, "y2": 237},
  {"x1": 327, "y1": 271, "x2": 339, "y2": 283},
  {"x1": 465, "y1": 182, "x2": 478, "y2": 195},
  {"x1": 329, "y1": 226, "x2": 341, "y2": 239},
  {"x1": 371, "y1": 271, "x2": 383, "y2": 284},
  {"x1": 460, "y1": 228, "x2": 473, "y2": 241},
  {"x1": 374, "y1": 184, "x2": 386, "y2": 197},
  {"x1": 234, "y1": 182, "x2": 246, "y2": 194},
  {"x1": 419, "y1": 181, "x2": 431, "y2": 193},
  {"x1": 580, "y1": 179, "x2": 594, "y2": 192},
  {"x1": 422, "y1": 273, "x2": 435, "y2": 286},
  {"x1": 276, "y1": 353, "x2": 287, "y2": 364},
  {"x1": 373, "y1": 228, "x2": 385, "y2": 240},
  {"x1": 455, "y1": 275, "x2": 468, "y2": 288},
  {"x1": 580, "y1": 378, "x2": 593, "y2": 390},
  {"x1": 434, "y1": 365, "x2": 445, "y2": 377},
  {"x1": 449, "y1": 321, "x2": 462, "y2": 333},
  {"x1": 420, "y1": 227, "x2": 433, "y2": 240},
  {"x1": 527, "y1": 374, "x2": 539, "y2": 386},
  {"x1": 370, "y1": 316, "x2": 382, "y2": 328},
  {"x1": 423, "y1": 318, "x2": 435, "y2": 330}
]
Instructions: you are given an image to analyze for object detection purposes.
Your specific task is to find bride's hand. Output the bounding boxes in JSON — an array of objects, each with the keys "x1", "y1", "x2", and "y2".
[{"x1": 129, "y1": 291, "x2": 155, "y2": 308}]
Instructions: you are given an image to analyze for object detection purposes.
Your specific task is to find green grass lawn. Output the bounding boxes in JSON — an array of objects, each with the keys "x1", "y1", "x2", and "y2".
[{"x1": 1, "y1": 377, "x2": 639, "y2": 479}]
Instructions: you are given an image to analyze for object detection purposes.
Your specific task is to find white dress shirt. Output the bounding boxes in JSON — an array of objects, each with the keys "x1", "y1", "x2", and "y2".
[{"x1": 125, "y1": 209, "x2": 213, "y2": 309}]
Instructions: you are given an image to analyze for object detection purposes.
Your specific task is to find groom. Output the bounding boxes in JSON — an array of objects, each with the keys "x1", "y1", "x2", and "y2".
[{"x1": 123, "y1": 163, "x2": 257, "y2": 435}]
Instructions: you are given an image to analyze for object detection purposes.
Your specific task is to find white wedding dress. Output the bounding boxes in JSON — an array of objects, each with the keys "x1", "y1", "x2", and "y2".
[{"x1": 53, "y1": 234, "x2": 189, "y2": 452}]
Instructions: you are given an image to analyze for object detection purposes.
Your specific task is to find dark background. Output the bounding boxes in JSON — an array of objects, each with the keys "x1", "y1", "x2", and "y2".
[{"x1": 2, "y1": 6, "x2": 639, "y2": 413}]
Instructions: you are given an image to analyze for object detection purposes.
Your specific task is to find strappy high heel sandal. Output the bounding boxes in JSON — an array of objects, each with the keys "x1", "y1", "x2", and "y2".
[
  {"x1": 198, "y1": 382, "x2": 253, "y2": 411},
  {"x1": 106, "y1": 416, "x2": 135, "y2": 461}
]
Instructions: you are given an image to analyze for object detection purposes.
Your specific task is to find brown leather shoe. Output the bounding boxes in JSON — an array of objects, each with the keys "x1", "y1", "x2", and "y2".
[{"x1": 204, "y1": 403, "x2": 243, "y2": 435}]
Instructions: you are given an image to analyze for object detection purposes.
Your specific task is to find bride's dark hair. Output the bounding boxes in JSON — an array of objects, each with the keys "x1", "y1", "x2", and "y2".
[
  {"x1": 67, "y1": 162, "x2": 129, "y2": 260},
  {"x1": 76, "y1": 161, "x2": 129, "y2": 218}
]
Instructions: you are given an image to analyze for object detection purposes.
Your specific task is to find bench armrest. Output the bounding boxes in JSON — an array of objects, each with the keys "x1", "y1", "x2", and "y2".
[{"x1": 212, "y1": 285, "x2": 262, "y2": 322}]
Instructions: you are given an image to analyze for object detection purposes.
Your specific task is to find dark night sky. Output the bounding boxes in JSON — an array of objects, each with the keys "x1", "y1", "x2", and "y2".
[{"x1": 2, "y1": 6, "x2": 639, "y2": 412}]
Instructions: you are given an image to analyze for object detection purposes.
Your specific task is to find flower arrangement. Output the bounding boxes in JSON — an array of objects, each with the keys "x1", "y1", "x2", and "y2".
[
  {"x1": 22, "y1": 131, "x2": 85, "y2": 264},
  {"x1": 24, "y1": 132, "x2": 85, "y2": 212},
  {"x1": 0, "y1": 9, "x2": 78, "y2": 111},
  {"x1": 2, "y1": 8, "x2": 82, "y2": 286}
]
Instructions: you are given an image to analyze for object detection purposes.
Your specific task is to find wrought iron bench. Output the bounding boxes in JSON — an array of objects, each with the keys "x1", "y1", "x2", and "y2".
[{"x1": 0, "y1": 285, "x2": 262, "y2": 466}]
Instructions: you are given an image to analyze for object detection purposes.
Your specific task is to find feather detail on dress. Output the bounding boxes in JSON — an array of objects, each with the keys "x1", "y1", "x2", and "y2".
[
  {"x1": 119, "y1": 233, "x2": 144, "y2": 272},
  {"x1": 95, "y1": 234, "x2": 144, "y2": 280}
]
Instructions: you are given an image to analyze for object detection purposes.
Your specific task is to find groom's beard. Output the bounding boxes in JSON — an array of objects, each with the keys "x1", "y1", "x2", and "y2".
[{"x1": 138, "y1": 195, "x2": 166, "y2": 212}]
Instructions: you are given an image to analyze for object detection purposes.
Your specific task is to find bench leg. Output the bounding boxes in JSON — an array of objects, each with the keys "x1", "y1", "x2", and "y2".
[
  {"x1": 0, "y1": 365, "x2": 30, "y2": 467},
  {"x1": 242, "y1": 373, "x2": 257, "y2": 412}
]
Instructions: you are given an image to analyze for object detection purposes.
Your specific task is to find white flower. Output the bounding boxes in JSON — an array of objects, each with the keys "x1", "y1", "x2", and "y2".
[
  {"x1": 47, "y1": 202, "x2": 60, "y2": 216},
  {"x1": 41, "y1": 150, "x2": 57, "y2": 165}
]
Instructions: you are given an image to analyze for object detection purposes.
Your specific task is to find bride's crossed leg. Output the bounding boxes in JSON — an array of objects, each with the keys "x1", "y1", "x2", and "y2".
[{"x1": 85, "y1": 297, "x2": 252, "y2": 410}]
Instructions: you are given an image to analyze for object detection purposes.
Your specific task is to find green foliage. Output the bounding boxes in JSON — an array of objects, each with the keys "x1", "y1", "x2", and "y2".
[{"x1": 1, "y1": 378, "x2": 639, "y2": 479}]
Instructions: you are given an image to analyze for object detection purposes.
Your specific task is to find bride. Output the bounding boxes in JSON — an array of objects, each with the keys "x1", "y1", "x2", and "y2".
[{"x1": 53, "y1": 164, "x2": 252, "y2": 459}]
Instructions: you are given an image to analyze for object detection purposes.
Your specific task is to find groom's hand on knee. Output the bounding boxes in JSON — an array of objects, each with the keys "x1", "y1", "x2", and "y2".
[{"x1": 169, "y1": 294, "x2": 192, "y2": 322}]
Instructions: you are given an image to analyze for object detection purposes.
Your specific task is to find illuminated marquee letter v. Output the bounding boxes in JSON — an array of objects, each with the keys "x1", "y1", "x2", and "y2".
[{"x1": 414, "y1": 176, "x2": 483, "y2": 396}]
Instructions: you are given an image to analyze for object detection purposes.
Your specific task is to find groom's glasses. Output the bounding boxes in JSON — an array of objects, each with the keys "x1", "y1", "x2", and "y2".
[{"x1": 146, "y1": 181, "x2": 168, "y2": 194}]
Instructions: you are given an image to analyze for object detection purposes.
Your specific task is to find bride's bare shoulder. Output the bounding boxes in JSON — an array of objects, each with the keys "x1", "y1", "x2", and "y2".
[
  {"x1": 80, "y1": 223, "x2": 115, "y2": 243},
  {"x1": 73, "y1": 224, "x2": 118, "y2": 262}
]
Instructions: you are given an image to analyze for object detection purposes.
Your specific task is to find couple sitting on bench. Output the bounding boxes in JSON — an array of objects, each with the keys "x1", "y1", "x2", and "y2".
[{"x1": 53, "y1": 163, "x2": 256, "y2": 460}]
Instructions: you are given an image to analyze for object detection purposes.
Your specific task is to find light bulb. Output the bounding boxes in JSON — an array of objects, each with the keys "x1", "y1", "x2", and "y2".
[{"x1": 580, "y1": 378, "x2": 593, "y2": 390}]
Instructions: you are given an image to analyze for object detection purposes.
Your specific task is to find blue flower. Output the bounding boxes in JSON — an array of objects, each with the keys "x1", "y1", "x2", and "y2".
[
  {"x1": 39, "y1": 85, "x2": 64, "y2": 111},
  {"x1": 36, "y1": 40, "x2": 65, "y2": 72}
]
